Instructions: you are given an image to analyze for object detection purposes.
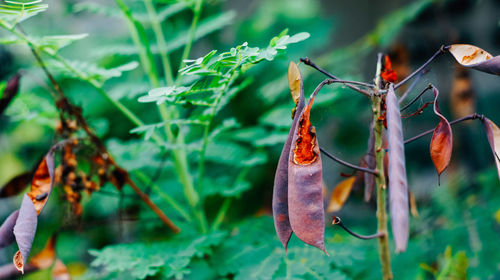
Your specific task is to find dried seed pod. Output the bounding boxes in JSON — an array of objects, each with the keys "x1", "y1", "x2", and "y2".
[
  {"x1": 364, "y1": 120, "x2": 376, "y2": 201},
  {"x1": 386, "y1": 84, "x2": 409, "y2": 253},
  {"x1": 273, "y1": 62, "x2": 305, "y2": 250},
  {"x1": 0, "y1": 73, "x2": 21, "y2": 116},
  {"x1": 288, "y1": 85, "x2": 326, "y2": 254},
  {"x1": 448, "y1": 44, "x2": 500, "y2": 75}
]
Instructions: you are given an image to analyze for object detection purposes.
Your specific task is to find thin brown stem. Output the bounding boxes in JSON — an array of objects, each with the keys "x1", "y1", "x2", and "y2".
[
  {"x1": 398, "y1": 69, "x2": 428, "y2": 104},
  {"x1": 300, "y1": 57, "x2": 372, "y2": 97},
  {"x1": 332, "y1": 216, "x2": 385, "y2": 240},
  {"x1": 28, "y1": 45, "x2": 180, "y2": 233},
  {"x1": 394, "y1": 46, "x2": 447, "y2": 90},
  {"x1": 400, "y1": 84, "x2": 433, "y2": 112},
  {"x1": 404, "y1": 113, "x2": 483, "y2": 145},
  {"x1": 319, "y1": 147, "x2": 378, "y2": 175}
]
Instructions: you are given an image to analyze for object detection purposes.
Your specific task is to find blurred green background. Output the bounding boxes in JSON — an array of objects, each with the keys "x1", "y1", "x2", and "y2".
[{"x1": 0, "y1": 0, "x2": 500, "y2": 279}]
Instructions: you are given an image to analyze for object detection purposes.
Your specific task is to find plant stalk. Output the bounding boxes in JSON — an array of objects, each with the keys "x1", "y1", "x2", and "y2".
[
  {"x1": 143, "y1": 0, "x2": 175, "y2": 84},
  {"x1": 373, "y1": 53, "x2": 393, "y2": 280},
  {"x1": 177, "y1": 0, "x2": 202, "y2": 80}
]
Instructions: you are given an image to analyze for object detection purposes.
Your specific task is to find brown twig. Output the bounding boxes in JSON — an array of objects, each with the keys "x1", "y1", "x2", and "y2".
[
  {"x1": 404, "y1": 113, "x2": 484, "y2": 145},
  {"x1": 28, "y1": 44, "x2": 180, "y2": 233},
  {"x1": 319, "y1": 147, "x2": 379, "y2": 175},
  {"x1": 332, "y1": 216, "x2": 385, "y2": 240},
  {"x1": 300, "y1": 57, "x2": 372, "y2": 97},
  {"x1": 394, "y1": 46, "x2": 447, "y2": 90}
]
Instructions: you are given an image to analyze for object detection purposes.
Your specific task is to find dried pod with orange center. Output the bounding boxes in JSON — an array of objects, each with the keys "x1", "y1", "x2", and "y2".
[{"x1": 288, "y1": 85, "x2": 326, "y2": 254}]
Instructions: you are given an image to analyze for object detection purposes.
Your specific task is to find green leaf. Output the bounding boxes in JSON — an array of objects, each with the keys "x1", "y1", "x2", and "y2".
[
  {"x1": 49, "y1": 60, "x2": 139, "y2": 83},
  {"x1": 0, "y1": 33, "x2": 88, "y2": 55},
  {"x1": 0, "y1": 0, "x2": 48, "y2": 25},
  {"x1": 204, "y1": 141, "x2": 267, "y2": 167},
  {"x1": 89, "y1": 231, "x2": 227, "y2": 279}
]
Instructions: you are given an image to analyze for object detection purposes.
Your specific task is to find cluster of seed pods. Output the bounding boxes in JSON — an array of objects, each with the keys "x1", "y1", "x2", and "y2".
[{"x1": 273, "y1": 62, "x2": 326, "y2": 254}]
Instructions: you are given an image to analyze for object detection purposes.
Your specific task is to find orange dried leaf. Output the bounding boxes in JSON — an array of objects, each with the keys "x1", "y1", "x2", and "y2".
[
  {"x1": 449, "y1": 44, "x2": 500, "y2": 75},
  {"x1": 288, "y1": 61, "x2": 302, "y2": 106},
  {"x1": 30, "y1": 235, "x2": 56, "y2": 269},
  {"x1": 482, "y1": 118, "x2": 500, "y2": 181},
  {"x1": 430, "y1": 87, "x2": 453, "y2": 182},
  {"x1": 409, "y1": 191, "x2": 419, "y2": 218},
  {"x1": 327, "y1": 177, "x2": 356, "y2": 213},
  {"x1": 52, "y1": 259, "x2": 71, "y2": 280},
  {"x1": 27, "y1": 151, "x2": 55, "y2": 215}
]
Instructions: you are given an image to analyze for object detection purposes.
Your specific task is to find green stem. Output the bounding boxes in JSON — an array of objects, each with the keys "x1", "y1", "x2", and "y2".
[
  {"x1": 158, "y1": 105, "x2": 208, "y2": 233},
  {"x1": 177, "y1": 0, "x2": 202, "y2": 83},
  {"x1": 113, "y1": 0, "x2": 206, "y2": 232},
  {"x1": 197, "y1": 72, "x2": 237, "y2": 190},
  {"x1": 143, "y1": 0, "x2": 175, "y2": 85},
  {"x1": 115, "y1": 0, "x2": 159, "y2": 87},
  {"x1": 134, "y1": 170, "x2": 191, "y2": 222},
  {"x1": 373, "y1": 54, "x2": 393, "y2": 280},
  {"x1": 211, "y1": 198, "x2": 231, "y2": 231}
]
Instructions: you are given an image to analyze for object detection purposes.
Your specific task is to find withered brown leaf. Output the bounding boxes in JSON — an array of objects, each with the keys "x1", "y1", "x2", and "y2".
[
  {"x1": 430, "y1": 87, "x2": 453, "y2": 183},
  {"x1": 448, "y1": 44, "x2": 500, "y2": 75},
  {"x1": 327, "y1": 177, "x2": 356, "y2": 213}
]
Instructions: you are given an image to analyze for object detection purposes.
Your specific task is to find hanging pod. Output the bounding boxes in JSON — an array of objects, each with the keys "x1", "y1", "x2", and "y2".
[
  {"x1": 287, "y1": 81, "x2": 326, "y2": 254},
  {"x1": 272, "y1": 62, "x2": 305, "y2": 250}
]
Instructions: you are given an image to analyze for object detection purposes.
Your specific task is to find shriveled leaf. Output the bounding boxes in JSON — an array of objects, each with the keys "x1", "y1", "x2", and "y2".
[
  {"x1": 30, "y1": 235, "x2": 56, "y2": 269},
  {"x1": 481, "y1": 117, "x2": 500, "y2": 181},
  {"x1": 27, "y1": 149, "x2": 55, "y2": 215},
  {"x1": 273, "y1": 61, "x2": 305, "y2": 250},
  {"x1": 0, "y1": 172, "x2": 31, "y2": 198},
  {"x1": 327, "y1": 177, "x2": 356, "y2": 213},
  {"x1": 430, "y1": 87, "x2": 453, "y2": 182},
  {"x1": 288, "y1": 85, "x2": 326, "y2": 254},
  {"x1": 0, "y1": 73, "x2": 20, "y2": 116},
  {"x1": 364, "y1": 120, "x2": 376, "y2": 201},
  {"x1": 409, "y1": 191, "x2": 419, "y2": 218},
  {"x1": 448, "y1": 44, "x2": 500, "y2": 75},
  {"x1": 13, "y1": 194, "x2": 38, "y2": 273},
  {"x1": 0, "y1": 210, "x2": 19, "y2": 248},
  {"x1": 386, "y1": 84, "x2": 409, "y2": 253},
  {"x1": 52, "y1": 259, "x2": 71, "y2": 280}
]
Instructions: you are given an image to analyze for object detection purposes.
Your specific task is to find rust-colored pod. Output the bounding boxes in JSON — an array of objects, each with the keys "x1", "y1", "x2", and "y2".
[
  {"x1": 287, "y1": 85, "x2": 326, "y2": 254},
  {"x1": 272, "y1": 62, "x2": 305, "y2": 250}
]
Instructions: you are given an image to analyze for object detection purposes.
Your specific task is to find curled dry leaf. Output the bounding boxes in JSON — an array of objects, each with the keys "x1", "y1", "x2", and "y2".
[
  {"x1": 327, "y1": 177, "x2": 356, "y2": 213},
  {"x1": 288, "y1": 84, "x2": 326, "y2": 254},
  {"x1": 0, "y1": 210, "x2": 19, "y2": 248},
  {"x1": 30, "y1": 235, "x2": 56, "y2": 270},
  {"x1": 273, "y1": 61, "x2": 305, "y2": 250},
  {"x1": 481, "y1": 117, "x2": 500, "y2": 181},
  {"x1": 0, "y1": 73, "x2": 21, "y2": 116},
  {"x1": 52, "y1": 259, "x2": 71, "y2": 280},
  {"x1": 27, "y1": 149, "x2": 56, "y2": 215},
  {"x1": 430, "y1": 87, "x2": 453, "y2": 183},
  {"x1": 386, "y1": 84, "x2": 409, "y2": 253},
  {"x1": 448, "y1": 44, "x2": 500, "y2": 75},
  {"x1": 13, "y1": 194, "x2": 38, "y2": 273},
  {"x1": 0, "y1": 172, "x2": 32, "y2": 198}
]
